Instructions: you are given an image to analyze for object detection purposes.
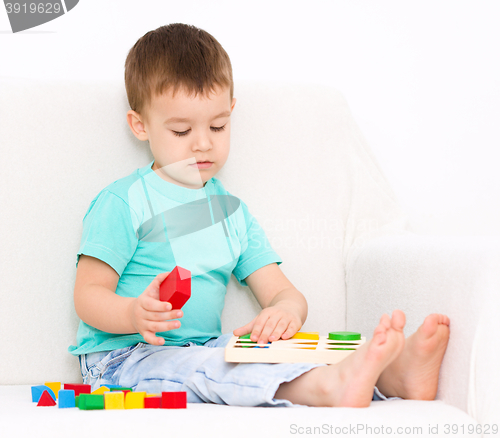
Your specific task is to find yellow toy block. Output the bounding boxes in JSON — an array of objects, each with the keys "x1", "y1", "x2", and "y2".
[
  {"x1": 290, "y1": 332, "x2": 320, "y2": 340},
  {"x1": 104, "y1": 391, "x2": 125, "y2": 410},
  {"x1": 125, "y1": 391, "x2": 146, "y2": 409},
  {"x1": 44, "y1": 382, "x2": 61, "y2": 399},
  {"x1": 146, "y1": 393, "x2": 161, "y2": 397},
  {"x1": 91, "y1": 386, "x2": 110, "y2": 395}
]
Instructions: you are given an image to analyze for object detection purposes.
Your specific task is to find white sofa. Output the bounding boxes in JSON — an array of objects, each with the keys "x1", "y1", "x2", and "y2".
[{"x1": 0, "y1": 77, "x2": 497, "y2": 437}]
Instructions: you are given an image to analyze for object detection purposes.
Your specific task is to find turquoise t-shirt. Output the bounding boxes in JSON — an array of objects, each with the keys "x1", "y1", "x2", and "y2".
[{"x1": 68, "y1": 160, "x2": 282, "y2": 355}]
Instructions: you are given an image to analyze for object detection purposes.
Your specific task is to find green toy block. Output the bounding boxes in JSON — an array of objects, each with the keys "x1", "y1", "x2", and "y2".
[
  {"x1": 78, "y1": 394, "x2": 105, "y2": 410},
  {"x1": 328, "y1": 331, "x2": 361, "y2": 341},
  {"x1": 75, "y1": 395, "x2": 79, "y2": 408},
  {"x1": 110, "y1": 387, "x2": 133, "y2": 392}
]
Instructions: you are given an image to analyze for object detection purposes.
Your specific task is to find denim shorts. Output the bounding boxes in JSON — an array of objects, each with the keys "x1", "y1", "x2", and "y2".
[{"x1": 79, "y1": 333, "x2": 396, "y2": 407}]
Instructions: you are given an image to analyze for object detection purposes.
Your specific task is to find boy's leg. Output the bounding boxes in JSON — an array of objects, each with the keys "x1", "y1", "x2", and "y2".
[
  {"x1": 85, "y1": 311, "x2": 404, "y2": 407},
  {"x1": 374, "y1": 313, "x2": 450, "y2": 400},
  {"x1": 274, "y1": 310, "x2": 405, "y2": 407}
]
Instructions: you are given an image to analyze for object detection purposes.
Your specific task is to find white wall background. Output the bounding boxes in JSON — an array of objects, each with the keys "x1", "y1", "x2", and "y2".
[{"x1": 1, "y1": 0, "x2": 499, "y2": 236}]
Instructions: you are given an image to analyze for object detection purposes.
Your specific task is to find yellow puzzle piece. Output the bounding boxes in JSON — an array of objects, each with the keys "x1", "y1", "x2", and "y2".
[{"x1": 290, "y1": 332, "x2": 320, "y2": 340}]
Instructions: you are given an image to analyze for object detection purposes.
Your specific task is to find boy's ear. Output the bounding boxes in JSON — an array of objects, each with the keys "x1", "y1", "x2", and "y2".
[{"x1": 127, "y1": 110, "x2": 149, "y2": 141}]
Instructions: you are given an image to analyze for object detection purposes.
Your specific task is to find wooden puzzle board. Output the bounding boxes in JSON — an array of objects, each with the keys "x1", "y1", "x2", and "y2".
[{"x1": 224, "y1": 335, "x2": 366, "y2": 364}]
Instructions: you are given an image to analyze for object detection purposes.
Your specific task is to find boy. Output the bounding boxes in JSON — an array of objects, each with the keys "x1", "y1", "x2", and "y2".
[{"x1": 70, "y1": 23, "x2": 450, "y2": 407}]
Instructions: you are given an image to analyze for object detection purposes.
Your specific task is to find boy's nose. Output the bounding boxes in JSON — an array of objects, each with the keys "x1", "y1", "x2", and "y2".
[{"x1": 192, "y1": 133, "x2": 212, "y2": 152}]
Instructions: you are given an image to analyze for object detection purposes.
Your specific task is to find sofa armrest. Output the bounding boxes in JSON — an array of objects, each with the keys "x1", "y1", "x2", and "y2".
[
  {"x1": 468, "y1": 293, "x2": 500, "y2": 425},
  {"x1": 345, "y1": 233, "x2": 500, "y2": 416}
]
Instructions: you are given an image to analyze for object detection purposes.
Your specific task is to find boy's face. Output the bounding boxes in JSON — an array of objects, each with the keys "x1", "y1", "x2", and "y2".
[{"x1": 127, "y1": 85, "x2": 236, "y2": 189}]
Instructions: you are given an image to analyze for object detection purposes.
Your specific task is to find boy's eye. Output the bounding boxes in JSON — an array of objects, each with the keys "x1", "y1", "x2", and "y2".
[
  {"x1": 172, "y1": 124, "x2": 226, "y2": 137},
  {"x1": 211, "y1": 124, "x2": 226, "y2": 133},
  {"x1": 172, "y1": 129, "x2": 190, "y2": 137}
]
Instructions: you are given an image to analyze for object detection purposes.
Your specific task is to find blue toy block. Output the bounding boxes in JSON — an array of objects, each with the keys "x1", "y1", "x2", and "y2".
[
  {"x1": 31, "y1": 385, "x2": 56, "y2": 403},
  {"x1": 58, "y1": 389, "x2": 76, "y2": 408}
]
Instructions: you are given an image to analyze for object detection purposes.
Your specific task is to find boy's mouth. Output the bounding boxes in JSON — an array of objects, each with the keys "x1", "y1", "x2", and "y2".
[{"x1": 189, "y1": 161, "x2": 213, "y2": 169}]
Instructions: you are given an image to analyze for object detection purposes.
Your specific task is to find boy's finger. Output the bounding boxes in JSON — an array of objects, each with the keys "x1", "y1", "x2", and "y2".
[
  {"x1": 257, "y1": 319, "x2": 279, "y2": 344},
  {"x1": 144, "y1": 309, "x2": 183, "y2": 322},
  {"x1": 145, "y1": 271, "x2": 172, "y2": 298},
  {"x1": 146, "y1": 320, "x2": 181, "y2": 334},
  {"x1": 268, "y1": 319, "x2": 290, "y2": 342},
  {"x1": 280, "y1": 321, "x2": 298, "y2": 340},
  {"x1": 143, "y1": 331, "x2": 165, "y2": 346},
  {"x1": 233, "y1": 317, "x2": 256, "y2": 336},
  {"x1": 250, "y1": 314, "x2": 271, "y2": 343},
  {"x1": 142, "y1": 295, "x2": 172, "y2": 312}
]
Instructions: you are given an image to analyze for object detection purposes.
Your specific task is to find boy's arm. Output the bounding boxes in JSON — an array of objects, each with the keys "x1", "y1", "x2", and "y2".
[
  {"x1": 74, "y1": 255, "x2": 182, "y2": 345},
  {"x1": 233, "y1": 263, "x2": 308, "y2": 344}
]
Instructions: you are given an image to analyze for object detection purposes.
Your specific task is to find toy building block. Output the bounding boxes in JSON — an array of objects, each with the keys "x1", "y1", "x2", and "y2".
[
  {"x1": 104, "y1": 391, "x2": 125, "y2": 410},
  {"x1": 58, "y1": 389, "x2": 76, "y2": 409},
  {"x1": 44, "y1": 382, "x2": 61, "y2": 399},
  {"x1": 75, "y1": 396, "x2": 80, "y2": 408},
  {"x1": 161, "y1": 391, "x2": 187, "y2": 409},
  {"x1": 91, "y1": 386, "x2": 110, "y2": 395},
  {"x1": 110, "y1": 386, "x2": 133, "y2": 393},
  {"x1": 159, "y1": 266, "x2": 191, "y2": 309},
  {"x1": 125, "y1": 391, "x2": 146, "y2": 409},
  {"x1": 78, "y1": 394, "x2": 104, "y2": 410},
  {"x1": 63, "y1": 383, "x2": 91, "y2": 396},
  {"x1": 31, "y1": 385, "x2": 56, "y2": 403},
  {"x1": 37, "y1": 390, "x2": 56, "y2": 407},
  {"x1": 144, "y1": 396, "x2": 161, "y2": 409}
]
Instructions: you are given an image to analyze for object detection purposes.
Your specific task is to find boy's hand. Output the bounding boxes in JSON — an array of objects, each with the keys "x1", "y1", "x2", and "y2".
[
  {"x1": 128, "y1": 271, "x2": 183, "y2": 346},
  {"x1": 233, "y1": 304, "x2": 302, "y2": 345}
]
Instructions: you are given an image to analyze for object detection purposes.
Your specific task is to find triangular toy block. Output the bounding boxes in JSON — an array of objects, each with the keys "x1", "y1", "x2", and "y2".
[
  {"x1": 37, "y1": 390, "x2": 56, "y2": 407},
  {"x1": 91, "y1": 386, "x2": 110, "y2": 395},
  {"x1": 58, "y1": 389, "x2": 76, "y2": 409},
  {"x1": 31, "y1": 385, "x2": 56, "y2": 403},
  {"x1": 161, "y1": 391, "x2": 187, "y2": 409},
  {"x1": 159, "y1": 266, "x2": 191, "y2": 309},
  {"x1": 63, "y1": 383, "x2": 91, "y2": 396}
]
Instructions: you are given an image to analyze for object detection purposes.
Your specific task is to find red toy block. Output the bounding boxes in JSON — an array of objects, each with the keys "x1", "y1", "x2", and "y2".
[
  {"x1": 37, "y1": 390, "x2": 56, "y2": 407},
  {"x1": 63, "y1": 383, "x2": 91, "y2": 396},
  {"x1": 161, "y1": 391, "x2": 187, "y2": 409},
  {"x1": 144, "y1": 396, "x2": 162, "y2": 409},
  {"x1": 159, "y1": 266, "x2": 191, "y2": 309}
]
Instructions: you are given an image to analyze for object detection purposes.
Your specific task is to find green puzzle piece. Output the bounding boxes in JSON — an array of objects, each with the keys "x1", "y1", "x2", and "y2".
[{"x1": 328, "y1": 331, "x2": 361, "y2": 341}]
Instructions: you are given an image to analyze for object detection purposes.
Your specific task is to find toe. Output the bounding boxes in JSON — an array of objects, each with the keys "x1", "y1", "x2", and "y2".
[
  {"x1": 420, "y1": 314, "x2": 440, "y2": 338},
  {"x1": 379, "y1": 313, "x2": 391, "y2": 329},
  {"x1": 392, "y1": 310, "x2": 406, "y2": 331}
]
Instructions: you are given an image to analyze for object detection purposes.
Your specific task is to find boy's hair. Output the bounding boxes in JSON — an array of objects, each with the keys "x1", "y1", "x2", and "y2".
[{"x1": 124, "y1": 23, "x2": 233, "y2": 120}]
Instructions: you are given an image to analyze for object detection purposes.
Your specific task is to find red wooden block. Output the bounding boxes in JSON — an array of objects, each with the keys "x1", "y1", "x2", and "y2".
[
  {"x1": 63, "y1": 383, "x2": 91, "y2": 396},
  {"x1": 144, "y1": 396, "x2": 162, "y2": 409},
  {"x1": 161, "y1": 391, "x2": 187, "y2": 409},
  {"x1": 37, "y1": 390, "x2": 56, "y2": 407},
  {"x1": 159, "y1": 266, "x2": 191, "y2": 310}
]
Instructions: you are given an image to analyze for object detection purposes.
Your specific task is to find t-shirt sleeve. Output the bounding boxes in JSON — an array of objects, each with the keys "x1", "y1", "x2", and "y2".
[
  {"x1": 232, "y1": 198, "x2": 282, "y2": 287},
  {"x1": 76, "y1": 190, "x2": 139, "y2": 277}
]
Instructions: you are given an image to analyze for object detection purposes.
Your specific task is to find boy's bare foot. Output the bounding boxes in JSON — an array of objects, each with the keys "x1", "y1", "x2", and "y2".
[
  {"x1": 375, "y1": 313, "x2": 450, "y2": 400},
  {"x1": 275, "y1": 310, "x2": 406, "y2": 407}
]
